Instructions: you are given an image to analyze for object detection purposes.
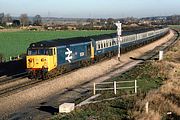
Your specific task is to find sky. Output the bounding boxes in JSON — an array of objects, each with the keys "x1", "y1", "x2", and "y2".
[{"x1": 0, "y1": 0, "x2": 180, "y2": 18}]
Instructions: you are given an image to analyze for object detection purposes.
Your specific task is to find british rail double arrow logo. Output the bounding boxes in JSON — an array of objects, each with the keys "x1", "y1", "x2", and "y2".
[{"x1": 65, "y1": 48, "x2": 73, "y2": 63}]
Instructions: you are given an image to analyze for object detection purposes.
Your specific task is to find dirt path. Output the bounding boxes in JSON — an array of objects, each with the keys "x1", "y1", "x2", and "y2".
[{"x1": 0, "y1": 30, "x2": 174, "y2": 118}]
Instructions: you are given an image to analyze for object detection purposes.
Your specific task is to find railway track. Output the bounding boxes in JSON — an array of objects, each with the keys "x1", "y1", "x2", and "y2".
[
  {"x1": 0, "y1": 73, "x2": 56, "y2": 98},
  {"x1": 0, "y1": 72, "x2": 43, "y2": 98},
  {"x1": 140, "y1": 29, "x2": 179, "y2": 60},
  {"x1": 0, "y1": 79, "x2": 40, "y2": 97},
  {"x1": 0, "y1": 72, "x2": 27, "y2": 86}
]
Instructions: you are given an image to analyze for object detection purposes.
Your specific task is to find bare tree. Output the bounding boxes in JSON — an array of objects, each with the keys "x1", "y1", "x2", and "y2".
[
  {"x1": 0, "y1": 13, "x2": 4, "y2": 24},
  {"x1": 33, "y1": 15, "x2": 42, "y2": 26},
  {"x1": 20, "y1": 14, "x2": 29, "y2": 26}
]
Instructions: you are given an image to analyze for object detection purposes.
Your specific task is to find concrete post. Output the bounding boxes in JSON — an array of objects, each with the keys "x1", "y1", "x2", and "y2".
[
  {"x1": 114, "y1": 81, "x2": 117, "y2": 95},
  {"x1": 135, "y1": 80, "x2": 137, "y2": 93},
  {"x1": 145, "y1": 101, "x2": 149, "y2": 113},
  {"x1": 159, "y1": 50, "x2": 164, "y2": 60},
  {"x1": 93, "y1": 83, "x2": 96, "y2": 95}
]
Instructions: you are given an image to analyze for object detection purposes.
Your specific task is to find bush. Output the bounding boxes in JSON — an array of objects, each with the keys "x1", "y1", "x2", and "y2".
[{"x1": 0, "y1": 53, "x2": 4, "y2": 63}]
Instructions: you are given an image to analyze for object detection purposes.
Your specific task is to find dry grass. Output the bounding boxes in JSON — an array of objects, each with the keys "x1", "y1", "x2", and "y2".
[{"x1": 133, "y1": 41, "x2": 180, "y2": 120}]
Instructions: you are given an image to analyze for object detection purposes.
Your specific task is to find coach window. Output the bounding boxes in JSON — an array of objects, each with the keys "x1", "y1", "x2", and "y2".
[
  {"x1": 106, "y1": 41, "x2": 108, "y2": 48},
  {"x1": 98, "y1": 43, "x2": 101, "y2": 50},
  {"x1": 108, "y1": 41, "x2": 110, "y2": 47},
  {"x1": 97, "y1": 42, "x2": 100, "y2": 50},
  {"x1": 102, "y1": 41, "x2": 104, "y2": 48},
  {"x1": 104, "y1": 42, "x2": 106, "y2": 48},
  {"x1": 101, "y1": 42, "x2": 103, "y2": 49}
]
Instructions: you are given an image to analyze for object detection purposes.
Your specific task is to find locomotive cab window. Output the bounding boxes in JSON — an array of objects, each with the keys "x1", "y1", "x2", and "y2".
[
  {"x1": 28, "y1": 49, "x2": 38, "y2": 55},
  {"x1": 28, "y1": 48, "x2": 53, "y2": 55}
]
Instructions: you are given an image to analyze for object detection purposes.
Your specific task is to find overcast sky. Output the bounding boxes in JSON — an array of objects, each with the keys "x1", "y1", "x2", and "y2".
[{"x1": 0, "y1": 0, "x2": 179, "y2": 18}]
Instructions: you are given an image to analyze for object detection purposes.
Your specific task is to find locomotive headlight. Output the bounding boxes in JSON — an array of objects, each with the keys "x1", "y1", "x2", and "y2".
[
  {"x1": 41, "y1": 58, "x2": 47, "y2": 62},
  {"x1": 28, "y1": 58, "x2": 33, "y2": 62}
]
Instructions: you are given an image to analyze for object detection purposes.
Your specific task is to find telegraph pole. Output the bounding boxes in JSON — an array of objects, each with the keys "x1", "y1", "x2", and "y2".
[{"x1": 115, "y1": 21, "x2": 122, "y2": 61}]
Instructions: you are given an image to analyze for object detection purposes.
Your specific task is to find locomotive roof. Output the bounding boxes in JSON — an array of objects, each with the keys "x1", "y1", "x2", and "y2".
[
  {"x1": 29, "y1": 37, "x2": 91, "y2": 48},
  {"x1": 29, "y1": 33, "x2": 118, "y2": 48},
  {"x1": 29, "y1": 27, "x2": 165, "y2": 48}
]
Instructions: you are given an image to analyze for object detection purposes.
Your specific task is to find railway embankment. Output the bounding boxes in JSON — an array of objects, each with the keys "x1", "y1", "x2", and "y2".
[
  {"x1": 53, "y1": 31, "x2": 180, "y2": 120},
  {"x1": 0, "y1": 30, "x2": 175, "y2": 119},
  {"x1": 51, "y1": 31, "x2": 179, "y2": 120}
]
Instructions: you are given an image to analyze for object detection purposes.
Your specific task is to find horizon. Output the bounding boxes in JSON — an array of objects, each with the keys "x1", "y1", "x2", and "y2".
[{"x1": 0, "y1": 0, "x2": 180, "y2": 18}]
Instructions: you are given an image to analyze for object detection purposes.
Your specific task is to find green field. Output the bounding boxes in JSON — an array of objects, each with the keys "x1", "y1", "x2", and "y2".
[{"x1": 0, "y1": 30, "x2": 115, "y2": 60}]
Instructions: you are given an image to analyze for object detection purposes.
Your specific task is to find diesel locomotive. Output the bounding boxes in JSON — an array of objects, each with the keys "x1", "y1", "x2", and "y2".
[{"x1": 26, "y1": 27, "x2": 169, "y2": 79}]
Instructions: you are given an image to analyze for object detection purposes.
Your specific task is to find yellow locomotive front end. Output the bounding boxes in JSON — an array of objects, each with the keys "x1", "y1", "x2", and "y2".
[{"x1": 26, "y1": 47, "x2": 57, "y2": 79}]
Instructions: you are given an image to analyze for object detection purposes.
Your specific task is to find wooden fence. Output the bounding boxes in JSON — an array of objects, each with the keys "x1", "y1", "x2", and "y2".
[{"x1": 93, "y1": 80, "x2": 138, "y2": 95}]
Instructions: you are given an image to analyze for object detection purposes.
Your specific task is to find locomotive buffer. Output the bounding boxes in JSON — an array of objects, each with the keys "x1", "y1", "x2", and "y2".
[{"x1": 115, "y1": 21, "x2": 122, "y2": 61}]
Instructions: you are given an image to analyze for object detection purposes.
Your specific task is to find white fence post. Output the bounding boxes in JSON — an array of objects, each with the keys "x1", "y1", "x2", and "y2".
[
  {"x1": 114, "y1": 81, "x2": 117, "y2": 95},
  {"x1": 93, "y1": 83, "x2": 96, "y2": 95},
  {"x1": 135, "y1": 80, "x2": 137, "y2": 93}
]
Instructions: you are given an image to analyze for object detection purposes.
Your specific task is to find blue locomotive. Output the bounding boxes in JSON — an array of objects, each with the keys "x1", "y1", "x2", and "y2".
[{"x1": 26, "y1": 27, "x2": 169, "y2": 79}]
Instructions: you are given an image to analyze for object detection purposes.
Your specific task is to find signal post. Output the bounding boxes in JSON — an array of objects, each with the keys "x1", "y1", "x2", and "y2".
[{"x1": 115, "y1": 21, "x2": 122, "y2": 61}]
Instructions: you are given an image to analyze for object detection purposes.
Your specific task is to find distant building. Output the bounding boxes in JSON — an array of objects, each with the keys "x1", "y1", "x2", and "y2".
[{"x1": 0, "y1": 13, "x2": 4, "y2": 24}]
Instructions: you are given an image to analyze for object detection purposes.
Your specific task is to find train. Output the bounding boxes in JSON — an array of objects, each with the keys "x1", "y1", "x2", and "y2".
[{"x1": 26, "y1": 27, "x2": 169, "y2": 79}]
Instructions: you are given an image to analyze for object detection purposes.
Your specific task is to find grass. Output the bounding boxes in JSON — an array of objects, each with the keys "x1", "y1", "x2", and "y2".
[
  {"x1": 52, "y1": 61, "x2": 167, "y2": 120},
  {"x1": 0, "y1": 30, "x2": 115, "y2": 60},
  {"x1": 53, "y1": 98, "x2": 134, "y2": 120}
]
